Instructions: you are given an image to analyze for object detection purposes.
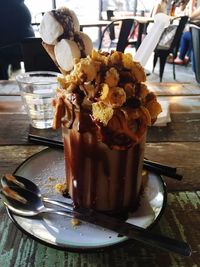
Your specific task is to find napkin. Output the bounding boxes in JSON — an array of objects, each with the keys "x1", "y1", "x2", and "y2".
[{"x1": 153, "y1": 100, "x2": 171, "y2": 127}]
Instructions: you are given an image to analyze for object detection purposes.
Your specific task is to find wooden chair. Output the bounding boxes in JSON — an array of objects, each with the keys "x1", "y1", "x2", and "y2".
[
  {"x1": 190, "y1": 24, "x2": 200, "y2": 83},
  {"x1": 153, "y1": 16, "x2": 188, "y2": 82},
  {"x1": 98, "y1": 18, "x2": 138, "y2": 52},
  {"x1": 20, "y1": 37, "x2": 59, "y2": 72}
]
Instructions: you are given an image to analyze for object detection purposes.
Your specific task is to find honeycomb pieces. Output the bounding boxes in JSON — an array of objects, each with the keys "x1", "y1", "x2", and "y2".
[{"x1": 53, "y1": 49, "x2": 162, "y2": 148}]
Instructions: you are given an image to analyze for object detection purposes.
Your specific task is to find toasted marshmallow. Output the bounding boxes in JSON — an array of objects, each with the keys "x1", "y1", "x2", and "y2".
[
  {"x1": 54, "y1": 39, "x2": 81, "y2": 71},
  {"x1": 40, "y1": 7, "x2": 80, "y2": 45},
  {"x1": 39, "y1": 12, "x2": 64, "y2": 45},
  {"x1": 67, "y1": 9, "x2": 80, "y2": 32},
  {"x1": 75, "y1": 32, "x2": 93, "y2": 56}
]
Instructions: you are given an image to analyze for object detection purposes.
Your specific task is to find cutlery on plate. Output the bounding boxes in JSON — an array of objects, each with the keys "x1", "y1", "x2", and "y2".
[
  {"x1": 0, "y1": 174, "x2": 191, "y2": 257},
  {"x1": 0, "y1": 186, "x2": 73, "y2": 218},
  {"x1": 1, "y1": 173, "x2": 73, "y2": 209}
]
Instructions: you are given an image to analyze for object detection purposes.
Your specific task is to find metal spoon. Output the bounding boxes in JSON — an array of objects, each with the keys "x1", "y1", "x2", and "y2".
[
  {"x1": 1, "y1": 174, "x2": 41, "y2": 195},
  {"x1": 0, "y1": 175, "x2": 192, "y2": 256},
  {"x1": 0, "y1": 185, "x2": 73, "y2": 218},
  {"x1": 1, "y1": 174, "x2": 73, "y2": 210}
]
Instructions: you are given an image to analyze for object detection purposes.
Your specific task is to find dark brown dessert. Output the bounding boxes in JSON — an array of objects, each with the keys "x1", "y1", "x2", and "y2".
[
  {"x1": 63, "y1": 127, "x2": 145, "y2": 212},
  {"x1": 52, "y1": 50, "x2": 162, "y2": 213}
]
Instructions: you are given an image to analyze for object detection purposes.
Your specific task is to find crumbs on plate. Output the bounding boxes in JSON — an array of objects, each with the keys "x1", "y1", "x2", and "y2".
[
  {"x1": 71, "y1": 218, "x2": 81, "y2": 227},
  {"x1": 48, "y1": 176, "x2": 56, "y2": 182},
  {"x1": 55, "y1": 182, "x2": 67, "y2": 194}
]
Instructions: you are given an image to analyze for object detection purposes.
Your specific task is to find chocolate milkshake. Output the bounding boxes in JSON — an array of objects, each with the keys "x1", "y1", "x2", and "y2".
[
  {"x1": 63, "y1": 127, "x2": 146, "y2": 213},
  {"x1": 52, "y1": 50, "x2": 162, "y2": 213}
]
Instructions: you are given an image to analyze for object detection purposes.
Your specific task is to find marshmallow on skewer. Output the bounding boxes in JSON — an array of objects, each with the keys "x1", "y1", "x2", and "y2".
[
  {"x1": 42, "y1": 42, "x2": 68, "y2": 75},
  {"x1": 55, "y1": 39, "x2": 81, "y2": 72},
  {"x1": 39, "y1": 7, "x2": 80, "y2": 45},
  {"x1": 40, "y1": 7, "x2": 93, "y2": 72},
  {"x1": 75, "y1": 31, "x2": 93, "y2": 56},
  {"x1": 54, "y1": 32, "x2": 93, "y2": 72},
  {"x1": 39, "y1": 12, "x2": 63, "y2": 45}
]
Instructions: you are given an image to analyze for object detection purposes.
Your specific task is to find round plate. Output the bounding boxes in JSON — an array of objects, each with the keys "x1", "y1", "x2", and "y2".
[{"x1": 7, "y1": 148, "x2": 167, "y2": 252}]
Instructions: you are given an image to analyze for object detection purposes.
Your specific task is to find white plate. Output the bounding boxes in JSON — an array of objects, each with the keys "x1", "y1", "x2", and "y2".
[{"x1": 8, "y1": 148, "x2": 167, "y2": 252}]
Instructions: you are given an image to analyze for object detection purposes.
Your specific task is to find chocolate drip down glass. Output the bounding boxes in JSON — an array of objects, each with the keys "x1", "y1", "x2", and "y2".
[{"x1": 63, "y1": 127, "x2": 146, "y2": 214}]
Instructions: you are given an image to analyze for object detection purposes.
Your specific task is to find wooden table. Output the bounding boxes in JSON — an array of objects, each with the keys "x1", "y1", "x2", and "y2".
[{"x1": 0, "y1": 80, "x2": 200, "y2": 266}]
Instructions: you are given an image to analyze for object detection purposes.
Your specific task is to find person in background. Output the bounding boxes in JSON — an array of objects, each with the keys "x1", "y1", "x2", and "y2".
[
  {"x1": 172, "y1": 31, "x2": 191, "y2": 64},
  {"x1": 146, "y1": 0, "x2": 168, "y2": 34},
  {"x1": 174, "y1": 0, "x2": 190, "y2": 16},
  {"x1": 189, "y1": 3, "x2": 200, "y2": 21},
  {"x1": 171, "y1": 0, "x2": 198, "y2": 65},
  {"x1": 0, "y1": 0, "x2": 35, "y2": 80},
  {"x1": 151, "y1": 0, "x2": 169, "y2": 17}
]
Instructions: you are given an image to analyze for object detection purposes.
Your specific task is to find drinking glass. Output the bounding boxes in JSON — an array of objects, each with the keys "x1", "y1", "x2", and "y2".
[{"x1": 16, "y1": 71, "x2": 59, "y2": 129}]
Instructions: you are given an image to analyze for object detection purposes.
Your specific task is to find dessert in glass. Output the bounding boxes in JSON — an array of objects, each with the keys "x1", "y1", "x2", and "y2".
[
  {"x1": 39, "y1": 7, "x2": 162, "y2": 214},
  {"x1": 52, "y1": 50, "x2": 162, "y2": 214}
]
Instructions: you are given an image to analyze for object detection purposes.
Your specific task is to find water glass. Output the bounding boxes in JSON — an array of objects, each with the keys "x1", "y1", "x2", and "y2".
[{"x1": 16, "y1": 71, "x2": 60, "y2": 129}]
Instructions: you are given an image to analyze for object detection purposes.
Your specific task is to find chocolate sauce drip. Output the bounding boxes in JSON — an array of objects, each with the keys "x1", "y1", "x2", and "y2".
[
  {"x1": 76, "y1": 133, "x2": 85, "y2": 206},
  {"x1": 116, "y1": 151, "x2": 128, "y2": 209},
  {"x1": 52, "y1": 8, "x2": 75, "y2": 40},
  {"x1": 68, "y1": 130, "x2": 83, "y2": 207},
  {"x1": 130, "y1": 143, "x2": 141, "y2": 211},
  {"x1": 64, "y1": 127, "x2": 144, "y2": 213},
  {"x1": 63, "y1": 137, "x2": 70, "y2": 192},
  {"x1": 89, "y1": 136, "x2": 98, "y2": 209},
  {"x1": 135, "y1": 83, "x2": 142, "y2": 98}
]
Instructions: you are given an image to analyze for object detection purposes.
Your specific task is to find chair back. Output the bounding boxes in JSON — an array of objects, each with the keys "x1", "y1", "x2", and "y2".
[
  {"x1": 21, "y1": 37, "x2": 59, "y2": 72},
  {"x1": 156, "y1": 16, "x2": 188, "y2": 53},
  {"x1": 153, "y1": 16, "x2": 188, "y2": 82},
  {"x1": 106, "y1": 10, "x2": 115, "y2": 40},
  {"x1": 190, "y1": 24, "x2": 200, "y2": 83},
  {"x1": 99, "y1": 18, "x2": 136, "y2": 52},
  {"x1": 169, "y1": 16, "x2": 188, "y2": 56}
]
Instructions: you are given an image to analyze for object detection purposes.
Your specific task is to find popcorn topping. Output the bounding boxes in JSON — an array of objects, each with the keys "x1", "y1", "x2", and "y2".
[{"x1": 53, "y1": 50, "x2": 162, "y2": 149}]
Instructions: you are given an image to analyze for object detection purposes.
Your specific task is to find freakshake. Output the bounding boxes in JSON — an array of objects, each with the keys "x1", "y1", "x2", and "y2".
[{"x1": 40, "y1": 8, "x2": 162, "y2": 213}]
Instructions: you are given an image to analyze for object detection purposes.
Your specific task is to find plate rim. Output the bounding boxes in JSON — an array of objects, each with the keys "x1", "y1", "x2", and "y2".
[{"x1": 7, "y1": 147, "x2": 168, "y2": 253}]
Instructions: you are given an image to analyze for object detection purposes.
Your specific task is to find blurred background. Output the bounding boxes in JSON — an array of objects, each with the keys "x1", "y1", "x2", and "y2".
[{"x1": 25, "y1": 0, "x2": 154, "y2": 45}]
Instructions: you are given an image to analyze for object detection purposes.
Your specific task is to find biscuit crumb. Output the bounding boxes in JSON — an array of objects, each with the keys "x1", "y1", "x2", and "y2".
[
  {"x1": 71, "y1": 218, "x2": 81, "y2": 227},
  {"x1": 48, "y1": 176, "x2": 55, "y2": 182},
  {"x1": 142, "y1": 170, "x2": 148, "y2": 177},
  {"x1": 55, "y1": 183, "x2": 67, "y2": 194}
]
